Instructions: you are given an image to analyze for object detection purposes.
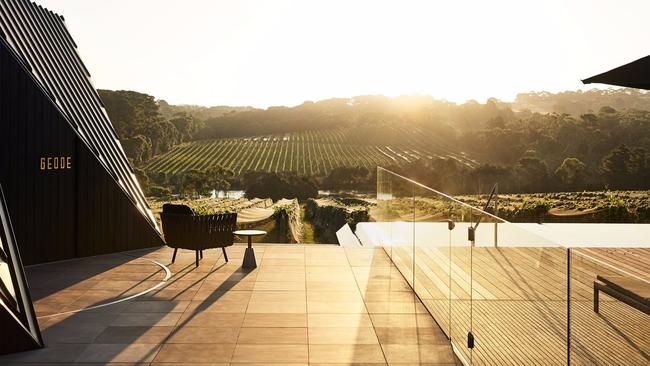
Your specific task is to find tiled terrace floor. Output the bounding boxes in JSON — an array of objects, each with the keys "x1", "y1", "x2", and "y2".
[{"x1": 1, "y1": 244, "x2": 458, "y2": 365}]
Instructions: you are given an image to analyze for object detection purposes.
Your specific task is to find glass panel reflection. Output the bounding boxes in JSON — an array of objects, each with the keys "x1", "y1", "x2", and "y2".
[{"x1": 372, "y1": 167, "x2": 646, "y2": 365}]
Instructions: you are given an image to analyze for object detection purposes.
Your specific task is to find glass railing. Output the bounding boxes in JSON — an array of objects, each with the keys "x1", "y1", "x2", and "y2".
[{"x1": 371, "y1": 167, "x2": 649, "y2": 365}]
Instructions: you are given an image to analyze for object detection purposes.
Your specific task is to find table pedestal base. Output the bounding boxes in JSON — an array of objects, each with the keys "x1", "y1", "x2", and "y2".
[{"x1": 243, "y1": 247, "x2": 257, "y2": 269}]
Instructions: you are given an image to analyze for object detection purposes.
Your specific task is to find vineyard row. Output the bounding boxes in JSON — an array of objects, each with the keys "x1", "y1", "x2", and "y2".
[{"x1": 145, "y1": 129, "x2": 476, "y2": 175}]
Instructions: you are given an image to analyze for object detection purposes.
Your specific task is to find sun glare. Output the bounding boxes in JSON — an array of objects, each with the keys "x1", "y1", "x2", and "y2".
[{"x1": 37, "y1": 0, "x2": 650, "y2": 107}]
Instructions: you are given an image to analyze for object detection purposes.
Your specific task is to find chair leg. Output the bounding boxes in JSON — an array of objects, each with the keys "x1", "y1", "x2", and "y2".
[
  {"x1": 195, "y1": 250, "x2": 199, "y2": 267},
  {"x1": 200, "y1": 250, "x2": 203, "y2": 259},
  {"x1": 594, "y1": 282, "x2": 600, "y2": 313},
  {"x1": 222, "y1": 247, "x2": 228, "y2": 262},
  {"x1": 171, "y1": 248, "x2": 178, "y2": 264}
]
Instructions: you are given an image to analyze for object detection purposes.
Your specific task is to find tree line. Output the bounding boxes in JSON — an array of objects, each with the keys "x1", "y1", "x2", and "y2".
[
  {"x1": 101, "y1": 88, "x2": 650, "y2": 197},
  {"x1": 513, "y1": 88, "x2": 650, "y2": 115},
  {"x1": 386, "y1": 144, "x2": 649, "y2": 196}
]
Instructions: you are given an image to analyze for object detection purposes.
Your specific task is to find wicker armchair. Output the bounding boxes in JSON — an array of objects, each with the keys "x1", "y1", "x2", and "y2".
[{"x1": 160, "y1": 204, "x2": 237, "y2": 266}]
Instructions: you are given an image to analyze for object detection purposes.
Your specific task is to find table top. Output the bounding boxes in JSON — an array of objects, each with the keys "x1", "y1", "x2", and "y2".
[{"x1": 233, "y1": 230, "x2": 267, "y2": 236}]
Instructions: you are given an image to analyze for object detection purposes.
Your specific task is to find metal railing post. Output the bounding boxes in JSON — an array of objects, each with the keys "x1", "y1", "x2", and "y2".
[
  {"x1": 494, "y1": 183, "x2": 498, "y2": 247},
  {"x1": 567, "y1": 248, "x2": 571, "y2": 366}
]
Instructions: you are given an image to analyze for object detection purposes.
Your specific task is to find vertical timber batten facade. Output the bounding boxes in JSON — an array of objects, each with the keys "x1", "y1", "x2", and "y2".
[{"x1": 0, "y1": 0, "x2": 164, "y2": 265}]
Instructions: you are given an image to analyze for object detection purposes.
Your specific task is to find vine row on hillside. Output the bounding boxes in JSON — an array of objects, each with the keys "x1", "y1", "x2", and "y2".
[{"x1": 145, "y1": 128, "x2": 476, "y2": 175}]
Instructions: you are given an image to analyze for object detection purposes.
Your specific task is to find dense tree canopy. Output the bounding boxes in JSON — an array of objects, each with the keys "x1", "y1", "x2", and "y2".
[
  {"x1": 99, "y1": 90, "x2": 202, "y2": 164},
  {"x1": 555, "y1": 158, "x2": 587, "y2": 189},
  {"x1": 321, "y1": 167, "x2": 374, "y2": 191},
  {"x1": 243, "y1": 172, "x2": 318, "y2": 201},
  {"x1": 159, "y1": 165, "x2": 233, "y2": 198},
  {"x1": 513, "y1": 88, "x2": 650, "y2": 115}
]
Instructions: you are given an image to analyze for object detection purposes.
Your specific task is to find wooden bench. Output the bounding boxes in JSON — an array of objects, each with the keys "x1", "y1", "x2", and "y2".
[{"x1": 594, "y1": 275, "x2": 650, "y2": 315}]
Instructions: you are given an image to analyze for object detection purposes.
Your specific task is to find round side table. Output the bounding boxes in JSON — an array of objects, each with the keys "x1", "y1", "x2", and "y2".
[{"x1": 233, "y1": 230, "x2": 266, "y2": 269}]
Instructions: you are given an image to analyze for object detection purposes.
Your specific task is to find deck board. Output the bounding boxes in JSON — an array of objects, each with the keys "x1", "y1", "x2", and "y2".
[{"x1": 401, "y1": 244, "x2": 650, "y2": 365}]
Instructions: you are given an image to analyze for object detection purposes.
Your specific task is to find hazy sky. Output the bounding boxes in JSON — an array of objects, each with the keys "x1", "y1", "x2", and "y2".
[{"x1": 38, "y1": 0, "x2": 650, "y2": 108}]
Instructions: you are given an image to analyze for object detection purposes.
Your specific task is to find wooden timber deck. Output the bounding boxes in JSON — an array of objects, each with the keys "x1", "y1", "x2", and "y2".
[{"x1": 390, "y1": 245, "x2": 649, "y2": 365}]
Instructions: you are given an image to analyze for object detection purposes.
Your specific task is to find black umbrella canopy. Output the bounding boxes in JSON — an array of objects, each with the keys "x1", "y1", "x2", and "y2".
[{"x1": 582, "y1": 55, "x2": 650, "y2": 90}]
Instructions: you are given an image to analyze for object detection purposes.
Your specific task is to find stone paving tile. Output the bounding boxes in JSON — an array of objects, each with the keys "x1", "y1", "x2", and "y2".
[
  {"x1": 76, "y1": 343, "x2": 161, "y2": 363},
  {"x1": 309, "y1": 364, "x2": 386, "y2": 366},
  {"x1": 177, "y1": 311, "x2": 246, "y2": 327},
  {"x1": 153, "y1": 343, "x2": 235, "y2": 363},
  {"x1": 308, "y1": 313, "x2": 374, "y2": 328},
  {"x1": 249, "y1": 290, "x2": 306, "y2": 302},
  {"x1": 243, "y1": 313, "x2": 308, "y2": 327},
  {"x1": 375, "y1": 326, "x2": 421, "y2": 344},
  {"x1": 307, "y1": 272, "x2": 357, "y2": 282},
  {"x1": 260, "y1": 258, "x2": 305, "y2": 266},
  {"x1": 257, "y1": 265, "x2": 305, "y2": 274},
  {"x1": 231, "y1": 344, "x2": 309, "y2": 363},
  {"x1": 191, "y1": 290, "x2": 253, "y2": 303},
  {"x1": 381, "y1": 344, "x2": 456, "y2": 364},
  {"x1": 165, "y1": 326, "x2": 240, "y2": 344},
  {"x1": 62, "y1": 298, "x2": 131, "y2": 314},
  {"x1": 5, "y1": 245, "x2": 456, "y2": 365},
  {"x1": 370, "y1": 314, "x2": 438, "y2": 328},
  {"x1": 307, "y1": 290, "x2": 364, "y2": 302},
  {"x1": 256, "y1": 271, "x2": 306, "y2": 282},
  {"x1": 237, "y1": 327, "x2": 308, "y2": 344},
  {"x1": 307, "y1": 300, "x2": 368, "y2": 314},
  {"x1": 246, "y1": 300, "x2": 307, "y2": 313},
  {"x1": 309, "y1": 344, "x2": 386, "y2": 363},
  {"x1": 365, "y1": 301, "x2": 418, "y2": 314},
  {"x1": 202, "y1": 280, "x2": 256, "y2": 291},
  {"x1": 231, "y1": 364, "x2": 308, "y2": 366},
  {"x1": 0, "y1": 344, "x2": 89, "y2": 363},
  {"x1": 307, "y1": 280, "x2": 360, "y2": 291},
  {"x1": 43, "y1": 312, "x2": 120, "y2": 327},
  {"x1": 125, "y1": 300, "x2": 190, "y2": 313},
  {"x1": 94, "y1": 326, "x2": 174, "y2": 344},
  {"x1": 139, "y1": 287, "x2": 200, "y2": 301},
  {"x1": 308, "y1": 327, "x2": 380, "y2": 344},
  {"x1": 184, "y1": 300, "x2": 248, "y2": 313},
  {"x1": 42, "y1": 320, "x2": 109, "y2": 344},
  {"x1": 253, "y1": 281, "x2": 305, "y2": 291},
  {"x1": 150, "y1": 363, "x2": 227, "y2": 366},
  {"x1": 362, "y1": 291, "x2": 417, "y2": 302},
  {"x1": 112, "y1": 312, "x2": 182, "y2": 327}
]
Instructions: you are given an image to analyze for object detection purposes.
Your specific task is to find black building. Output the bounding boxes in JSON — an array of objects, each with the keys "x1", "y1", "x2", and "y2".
[{"x1": 0, "y1": 0, "x2": 164, "y2": 265}]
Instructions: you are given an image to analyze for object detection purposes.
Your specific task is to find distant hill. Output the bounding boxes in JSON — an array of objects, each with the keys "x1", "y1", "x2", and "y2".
[
  {"x1": 99, "y1": 89, "x2": 650, "y2": 195},
  {"x1": 157, "y1": 100, "x2": 255, "y2": 122},
  {"x1": 512, "y1": 88, "x2": 650, "y2": 115},
  {"x1": 193, "y1": 95, "x2": 514, "y2": 139}
]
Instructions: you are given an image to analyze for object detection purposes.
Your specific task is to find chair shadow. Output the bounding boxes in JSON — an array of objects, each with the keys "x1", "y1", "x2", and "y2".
[
  {"x1": 26, "y1": 246, "x2": 163, "y2": 302},
  {"x1": 0, "y1": 246, "x2": 251, "y2": 364},
  {"x1": 133, "y1": 250, "x2": 255, "y2": 363}
]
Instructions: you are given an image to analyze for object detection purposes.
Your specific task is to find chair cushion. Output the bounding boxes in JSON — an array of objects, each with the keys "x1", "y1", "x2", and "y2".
[
  {"x1": 162, "y1": 203, "x2": 195, "y2": 215},
  {"x1": 597, "y1": 275, "x2": 650, "y2": 306}
]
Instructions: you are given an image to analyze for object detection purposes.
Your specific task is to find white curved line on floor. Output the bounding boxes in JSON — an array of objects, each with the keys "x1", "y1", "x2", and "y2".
[{"x1": 37, "y1": 256, "x2": 172, "y2": 319}]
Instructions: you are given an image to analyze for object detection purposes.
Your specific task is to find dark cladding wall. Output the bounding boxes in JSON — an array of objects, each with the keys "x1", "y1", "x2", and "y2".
[
  {"x1": 0, "y1": 36, "x2": 163, "y2": 265},
  {"x1": 0, "y1": 0, "x2": 160, "y2": 227}
]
